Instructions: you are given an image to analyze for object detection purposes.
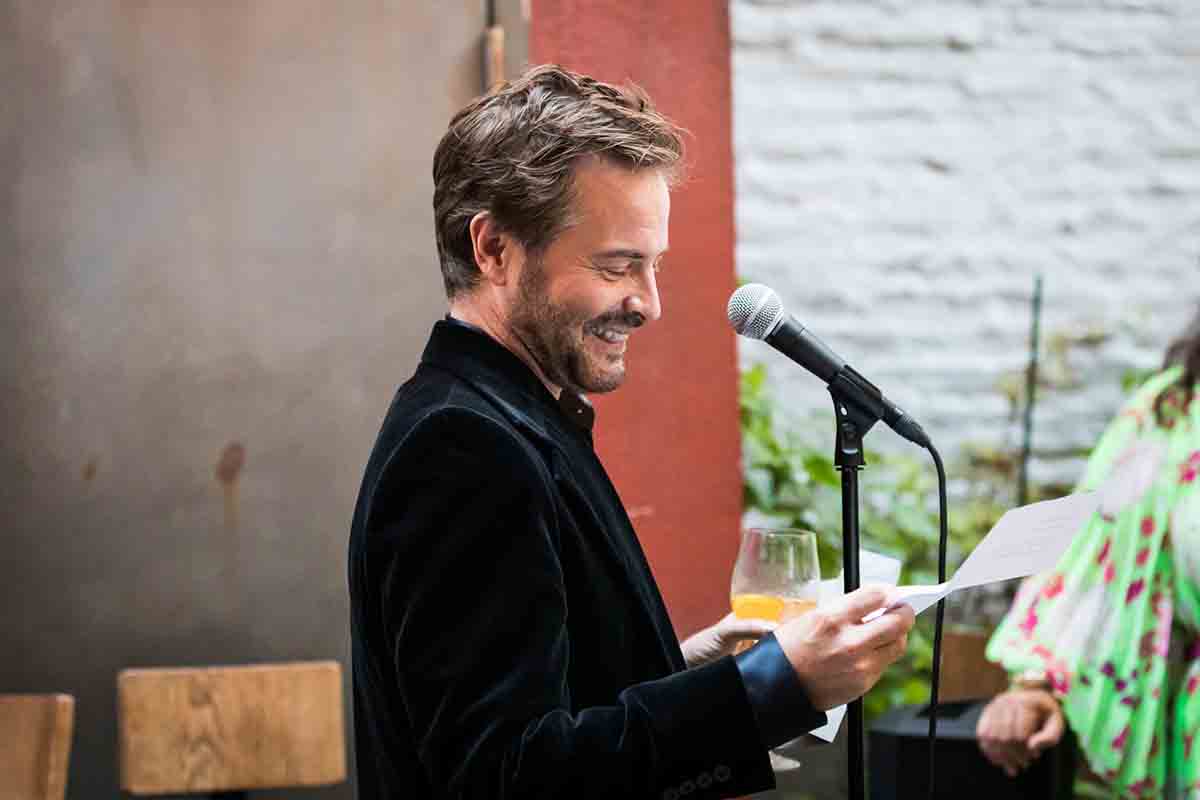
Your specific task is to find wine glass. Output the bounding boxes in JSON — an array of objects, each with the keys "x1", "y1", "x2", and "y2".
[{"x1": 730, "y1": 528, "x2": 822, "y2": 771}]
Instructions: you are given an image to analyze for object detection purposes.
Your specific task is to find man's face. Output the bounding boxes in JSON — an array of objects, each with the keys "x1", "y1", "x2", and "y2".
[{"x1": 508, "y1": 158, "x2": 669, "y2": 395}]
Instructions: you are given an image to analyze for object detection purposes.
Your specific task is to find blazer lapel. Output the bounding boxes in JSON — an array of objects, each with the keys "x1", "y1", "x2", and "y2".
[{"x1": 549, "y1": 449, "x2": 685, "y2": 674}]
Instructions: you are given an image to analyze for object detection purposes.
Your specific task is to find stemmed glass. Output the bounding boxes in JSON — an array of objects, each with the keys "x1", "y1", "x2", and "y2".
[{"x1": 730, "y1": 528, "x2": 822, "y2": 771}]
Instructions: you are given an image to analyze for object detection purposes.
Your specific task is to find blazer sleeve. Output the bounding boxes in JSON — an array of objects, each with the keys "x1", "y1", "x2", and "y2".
[{"x1": 364, "y1": 407, "x2": 778, "y2": 800}]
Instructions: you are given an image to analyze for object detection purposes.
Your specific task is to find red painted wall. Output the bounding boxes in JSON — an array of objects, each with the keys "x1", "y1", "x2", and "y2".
[{"x1": 531, "y1": 1, "x2": 742, "y2": 638}]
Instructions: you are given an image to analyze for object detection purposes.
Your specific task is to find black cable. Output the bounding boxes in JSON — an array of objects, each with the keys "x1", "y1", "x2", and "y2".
[{"x1": 926, "y1": 444, "x2": 949, "y2": 800}]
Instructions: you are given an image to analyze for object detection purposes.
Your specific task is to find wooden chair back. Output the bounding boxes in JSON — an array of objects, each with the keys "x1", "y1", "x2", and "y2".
[
  {"x1": 117, "y1": 660, "x2": 344, "y2": 795},
  {"x1": 937, "y1": 626, "x2": 1010, "y2": 702},
  {"x1": 0, "y1": 693, "x2": 75, "y2": 800}
]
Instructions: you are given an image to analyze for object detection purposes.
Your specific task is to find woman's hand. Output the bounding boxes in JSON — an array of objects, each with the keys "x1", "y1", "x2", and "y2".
[
  {"x1": 976, "y1": 689, "x2": 1065, "y2": 777},
  {"x1": 680, "y1": 613, "x2": 776, "y2": 668}
]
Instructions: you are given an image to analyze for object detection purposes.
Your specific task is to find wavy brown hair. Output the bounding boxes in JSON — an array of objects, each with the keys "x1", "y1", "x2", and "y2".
[
  {"x1": 432, "y1": 64, "x2": 685, "y2": 299},
  {"x1": 1154, "y1": 304, "x2": 1200, "y2": 425}
]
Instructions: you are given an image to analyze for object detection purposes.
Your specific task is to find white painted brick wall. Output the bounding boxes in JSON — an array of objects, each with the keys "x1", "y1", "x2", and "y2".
[{"x1": 732, "y1": 0, "x2": 1200, "y2": 485}]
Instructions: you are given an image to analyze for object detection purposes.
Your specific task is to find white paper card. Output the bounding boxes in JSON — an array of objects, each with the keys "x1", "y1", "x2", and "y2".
[{"x1": 861, "y1": 490, "x2": 1100, "y2": 624}]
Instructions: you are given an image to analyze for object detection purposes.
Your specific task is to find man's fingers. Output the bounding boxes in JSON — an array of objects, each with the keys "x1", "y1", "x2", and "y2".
[
  {"x1": 832, "y1": 584, "x2": 892, "y2": 621},
  {"x1": 722, "y1": 617, "x2": 777, "y2": 641},
  {"x1": 851, "y1": 604, "x2": 915, "y2": 651},
  {"x1": 878, "y1": 634, "x2": 907, "y2": 666}
]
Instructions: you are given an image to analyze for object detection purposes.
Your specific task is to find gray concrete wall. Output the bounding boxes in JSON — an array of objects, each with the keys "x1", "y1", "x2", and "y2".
[
  {"x1": 732, "y1": 0, "x2": 1200, "y2": 486},
  {"x1": 1, "y1": 2, "x2": 507, "y2": 796}
]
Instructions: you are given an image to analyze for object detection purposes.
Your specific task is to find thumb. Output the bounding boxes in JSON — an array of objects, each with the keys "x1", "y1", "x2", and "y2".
[
  {"x1": 832, "y1": 584, "x2": 891, "y2": 622},
  {"x1": 1027, "y1": 698, "x2": 1065, "y2": 753},
  {"x1": 719, "y1": 613, "x2": 777, "y2": 639}
]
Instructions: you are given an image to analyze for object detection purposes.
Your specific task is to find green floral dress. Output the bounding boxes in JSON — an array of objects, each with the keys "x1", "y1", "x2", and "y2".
[{"x1": 986, "y1": 368, "x2": 1200, "y2": 799}]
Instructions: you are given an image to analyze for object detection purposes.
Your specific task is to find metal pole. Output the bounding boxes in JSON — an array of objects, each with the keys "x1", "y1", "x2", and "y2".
[
  {"x1": 1017, "y1": 274, "x2": 1043, "y2": 506},
  {"x1": 842, "y1": 467, "x2": 865, "y2": 800},
  {"x1": 835, "y1": 419, "x2": 866, "y2": 800}
]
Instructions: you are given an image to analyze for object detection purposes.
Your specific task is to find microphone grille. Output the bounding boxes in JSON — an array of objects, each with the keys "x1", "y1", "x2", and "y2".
[{"x1": 727, "y1": 284, "x2": 783, "y2": 340}]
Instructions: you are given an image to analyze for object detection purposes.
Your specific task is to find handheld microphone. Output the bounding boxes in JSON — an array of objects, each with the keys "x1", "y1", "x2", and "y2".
[{"x1": 727, "y1": 283, "x2": 931, "y2": 448}]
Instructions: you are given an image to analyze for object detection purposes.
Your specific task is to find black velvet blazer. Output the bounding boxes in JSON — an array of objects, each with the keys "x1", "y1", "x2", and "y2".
[{"x1": 348, "y1": 320, "x2": 777, "y2": 799}]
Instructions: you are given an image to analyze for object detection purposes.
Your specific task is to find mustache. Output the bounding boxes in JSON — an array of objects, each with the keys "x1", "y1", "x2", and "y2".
[{"x1": 584, "y1": 311, "x2": 645, "y2": 334}]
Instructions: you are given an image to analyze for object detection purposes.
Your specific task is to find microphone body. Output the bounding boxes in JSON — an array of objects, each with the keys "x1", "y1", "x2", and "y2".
[
  {"x1": 766, "y1": 315, "x2": 844, "y2": 384},
  {"x1": 728, "y1": 284, "x2": 931, "y2": 448}
]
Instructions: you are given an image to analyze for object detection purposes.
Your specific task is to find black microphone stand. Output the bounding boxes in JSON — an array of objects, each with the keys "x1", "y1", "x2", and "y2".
[{"x1": 827, "y1": 367, "x2": 887, "y2": 800}]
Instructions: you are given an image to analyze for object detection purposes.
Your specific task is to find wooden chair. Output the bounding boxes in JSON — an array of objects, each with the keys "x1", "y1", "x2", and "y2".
[
  {"x1": 117, "y1": 661, "x2": 345, "y2": 797},
  {"x1": 937, "y1": 625, "x2": 1010, "y2": 702},
  {"x1": 0, "y1": 693, "x2": 75, "y2": 800}
]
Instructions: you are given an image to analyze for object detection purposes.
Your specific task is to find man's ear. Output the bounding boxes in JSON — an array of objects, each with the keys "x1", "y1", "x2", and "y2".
[{"x1": 468, "y1": 212, "x2": 515, "y2": 287}]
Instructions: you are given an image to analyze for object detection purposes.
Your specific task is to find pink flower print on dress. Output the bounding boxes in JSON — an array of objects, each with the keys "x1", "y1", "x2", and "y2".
[
  {"x1": 1043, "y1": 574, "x2": 1064, "y2": 599},
  {"x1": 1112, "y1": 724, "x2": 1130, "y2": 750},
  {"x1": 1126, "y1": 578, "x2": 1146, "y2": 604},
  {"x1": 1127, "y1": 777, "x2": 1155, "y2": 796},
  {"x1": 1019, "y1": 600, "x2": 1040, "y2": 637},
  {"x1": 1140, "y1": 516, "x2": 1155, "y2": 537},
  {"x1": 1136, "y1": 547, "x2": 1150, "y2": 566},
  {"x1": 1188, "y1": 675, "x2": 1199, "y2": 695},
  {"x1": 1105, "y1": 562, "x2": 1116, "y2": 583},
  {"x1": 1097, "y1": 538, "x2": 1111, "y2": 565},
  {"x1": 1181, "y1": 450, "x2": 1200, "y2": 483}
]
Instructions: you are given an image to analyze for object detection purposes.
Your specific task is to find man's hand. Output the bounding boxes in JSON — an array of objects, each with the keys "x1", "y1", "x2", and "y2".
[
  {"x1": 681, "y1": 613, "x2": 776, "y2": 668},
  {"x1": 773, "y1": 585, "x2": 914, "y2": 711},
  {"x1": 976, "y1": 689, "x2": 1064, "y2": 777}
]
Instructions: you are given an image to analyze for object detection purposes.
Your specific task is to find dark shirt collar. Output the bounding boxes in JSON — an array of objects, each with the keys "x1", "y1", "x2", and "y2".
[{"x1": 429, "y1": 316, "x2": 595, "y2": 434}]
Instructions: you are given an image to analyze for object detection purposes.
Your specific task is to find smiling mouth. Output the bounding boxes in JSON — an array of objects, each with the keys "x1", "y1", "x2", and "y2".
[{"x1": 591, "y1": 327, "x2": 630, "y2": 345}]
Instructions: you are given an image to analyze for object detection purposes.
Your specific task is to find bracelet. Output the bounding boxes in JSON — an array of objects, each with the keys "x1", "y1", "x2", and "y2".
[
  {"x1": 1011, "y1": 669, "x2": 1052, "y2": 692},
  {"x1": 1012, "y1": 670, "x2": 1069, "y2": 703}
]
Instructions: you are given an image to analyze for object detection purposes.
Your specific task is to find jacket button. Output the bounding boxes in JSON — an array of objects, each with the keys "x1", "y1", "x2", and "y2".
[
  {"x1": 696, "y1": 772, "x2": 713, "y2": 789},
  {"x1": 679, "y1": 779, "x2": 696, "y2": 795},
  {"x1": 714, "y1": 764, "x2": 732, "y2": 782}
]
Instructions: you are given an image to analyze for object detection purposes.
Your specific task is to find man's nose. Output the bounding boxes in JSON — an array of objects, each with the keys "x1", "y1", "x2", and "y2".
[{"x1": 624, "y1": 267, "x2": 662, "y2": 322}]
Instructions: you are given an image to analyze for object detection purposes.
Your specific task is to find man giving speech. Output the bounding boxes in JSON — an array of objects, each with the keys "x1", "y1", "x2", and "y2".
[{"x1": 348, "y1": 65, "x2": 914, "y2": 800}]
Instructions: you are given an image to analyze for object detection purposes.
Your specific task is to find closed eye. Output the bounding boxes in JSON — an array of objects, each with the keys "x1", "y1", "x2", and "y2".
[
  {"x1": 589, "y1": 249, "x2": 667, "y2": 278},
  {"x1": 592, "y1": 259, "x2": 636, "y2": 279}
]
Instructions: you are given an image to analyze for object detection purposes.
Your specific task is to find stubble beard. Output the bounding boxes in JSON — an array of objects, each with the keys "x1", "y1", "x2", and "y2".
[{"x1": 511, "y1": 257, "x2": 633, "y2": 395}]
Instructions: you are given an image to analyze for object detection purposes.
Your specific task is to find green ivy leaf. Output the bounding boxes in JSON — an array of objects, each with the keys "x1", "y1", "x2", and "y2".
[{"x1": 802, "y1": 452, "x2": 841, "y2": 487}]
